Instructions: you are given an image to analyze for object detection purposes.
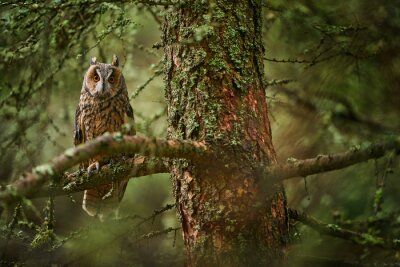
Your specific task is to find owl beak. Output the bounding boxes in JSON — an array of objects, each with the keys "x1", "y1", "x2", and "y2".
[{"x1": 97, "y1": 82, "x2": 106, "y2": 94}]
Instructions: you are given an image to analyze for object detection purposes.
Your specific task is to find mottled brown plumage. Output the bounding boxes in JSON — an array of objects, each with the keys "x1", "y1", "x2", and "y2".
[{"x1": 74, "y1": 55, "x2": 135, "y2": 220}]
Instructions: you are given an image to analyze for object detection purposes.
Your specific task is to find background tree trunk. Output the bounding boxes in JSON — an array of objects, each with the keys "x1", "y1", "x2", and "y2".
[{"x1": 163, "y1": 1, "x2": 289, "y2": 265}]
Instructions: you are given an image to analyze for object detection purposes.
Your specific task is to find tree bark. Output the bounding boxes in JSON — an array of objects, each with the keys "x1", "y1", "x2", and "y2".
[{"x1": 163, "y1": 1, "x2": 288, "y2": 265}]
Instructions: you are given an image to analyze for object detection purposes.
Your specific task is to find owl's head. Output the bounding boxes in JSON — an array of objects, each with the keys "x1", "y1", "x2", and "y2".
[{"x1": 83, "y1": 55, "x2": 123, "y2": 98}]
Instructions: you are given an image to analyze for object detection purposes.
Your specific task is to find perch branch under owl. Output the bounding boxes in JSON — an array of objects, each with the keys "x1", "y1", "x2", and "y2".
[
  {"x1": 0, "y1": 133, "x2": 208, "y2": 204},
  {"x1": 36, "y1": 156, "x2": 169, "y2": 197}
]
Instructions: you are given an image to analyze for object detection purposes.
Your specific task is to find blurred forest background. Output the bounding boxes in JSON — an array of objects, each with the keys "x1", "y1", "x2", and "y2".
[{"x1": 0, "y1": 0, "x2": 399, "y2": 266}]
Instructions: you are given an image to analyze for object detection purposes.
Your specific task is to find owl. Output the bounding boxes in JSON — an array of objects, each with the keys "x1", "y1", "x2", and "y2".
[{"x1": 74, "y1": 55, "x2": 135, "y2": 220}]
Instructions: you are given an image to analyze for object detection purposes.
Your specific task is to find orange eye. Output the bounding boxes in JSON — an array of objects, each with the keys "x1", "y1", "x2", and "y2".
[
  {"x1": 108, "y1": 76, "x2": 115, "y2": 83},
  {"x1": 93, "y1": 75, "x2": 100, "y2": 82}
]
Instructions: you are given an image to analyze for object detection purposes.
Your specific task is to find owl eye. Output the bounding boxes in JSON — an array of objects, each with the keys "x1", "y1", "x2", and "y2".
[
  {"x1": 93, "y1": 74, "x2": 100, "y2": 82},
  {"x1": 108, "y1": 76, "x2": 115, "y2": 84}
]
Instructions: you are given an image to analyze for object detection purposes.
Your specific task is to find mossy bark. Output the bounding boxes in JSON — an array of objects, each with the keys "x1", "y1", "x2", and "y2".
[{"x1": 163, "y1": 1, "x2": 288, "y2": 266}]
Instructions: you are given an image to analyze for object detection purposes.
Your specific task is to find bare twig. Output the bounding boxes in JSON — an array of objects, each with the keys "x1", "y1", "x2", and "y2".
[
  {"x1": 288, "y1": 208, "x2": 400, "y2": 249},
  {"x1": 373, "y1": 152, "x2": 395, "y2": 215},
  {"x1": 266, "y1": 79, "x2": 294, "y2": 87},
  {"x1": 264, "y1": 52, "x2": 341, "y2": 67},
  {"x1": 138, "y1": 227, "x2": 180, "y2": 241},
  {"x1": 130, "y1": 68, "x2": 163, "y2": 99}
]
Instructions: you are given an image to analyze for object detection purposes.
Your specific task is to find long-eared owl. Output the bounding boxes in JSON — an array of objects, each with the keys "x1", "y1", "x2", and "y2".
[{"x1": 74, "y1": 55, "x2": 135, "y2": 220}]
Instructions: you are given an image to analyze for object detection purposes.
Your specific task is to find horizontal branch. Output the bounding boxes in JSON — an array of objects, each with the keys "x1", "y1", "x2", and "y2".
[
  {"x1": 266, "y1": 138, "x2": 400, "y2": 182},
  {"x1": 2, "y1": 132, "x2": 398, "y2": 206},
  {"x1": 0, "y1": 134, "x2": 207, "y2": 204},
  {"x1": 288, "y1": 208, "x2": 400, "y2": 250},
  {"x1": 35, "y1": 156, "x2": 168, "y2": 198}
]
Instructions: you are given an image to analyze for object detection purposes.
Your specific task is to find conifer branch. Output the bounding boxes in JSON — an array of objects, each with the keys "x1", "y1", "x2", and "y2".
[
  {"x1": 266, "y1": 139, "x2": 400, "y2": 182},
  {"x1": 0, "y1": 134, "x2": 207, "y2": 204},
  {"x1": 1, "y1": 134, "x2": 399, "y2": 205},
  {"x1": 35, "y1": 156, "x2": 168, "y2": 198}
]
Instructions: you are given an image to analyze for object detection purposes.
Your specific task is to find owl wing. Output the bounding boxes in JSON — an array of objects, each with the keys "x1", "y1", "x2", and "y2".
[
  {"x1": 127, "y1": 102, "x2": 134, "y2": 119},
  {"x1": 74, "y1": 105, "x2": 84, "y2": 145},
  {"x1": 124, "y1": 101, "x2": 136, "y2": 135}
]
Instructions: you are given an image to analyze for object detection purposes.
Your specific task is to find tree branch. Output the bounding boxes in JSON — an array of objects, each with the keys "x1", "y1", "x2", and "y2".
[
  {"x1": 35, "y1": 156, "x2": 168, "y2": 198},
  {"x1": 288, "y1": 208, "x2": 400, "y2": 249},
  {"x1": 0, "y1": 134, "x2": 207, "y2": 204},
  {"x1": 1, "y1": 132, "x2": 399, "y2": 206},
  {"x1": 266, "y1": 138, "x2": 400, "y2": 182}
]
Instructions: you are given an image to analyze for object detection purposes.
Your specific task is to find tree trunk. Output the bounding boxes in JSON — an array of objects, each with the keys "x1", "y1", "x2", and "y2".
[{"x1": 163, "y1": 1, "x2": 288, "y2": 266}]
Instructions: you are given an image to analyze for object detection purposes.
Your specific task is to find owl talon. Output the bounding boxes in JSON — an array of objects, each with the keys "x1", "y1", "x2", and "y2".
[{"x1": 87, "y1": 162, "x2": 100, "y2": 176}]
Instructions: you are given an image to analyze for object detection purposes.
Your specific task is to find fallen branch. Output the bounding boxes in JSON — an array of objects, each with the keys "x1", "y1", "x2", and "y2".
[
  {"x1": 288, "y1": 208, "x2": 400, "y2": 249},
  {"x1": 0, "y1": 133, "x2": 207, "y2": 203},
  {"x1": 266, "y1": 138, "x2": 400, "y2": 182}
]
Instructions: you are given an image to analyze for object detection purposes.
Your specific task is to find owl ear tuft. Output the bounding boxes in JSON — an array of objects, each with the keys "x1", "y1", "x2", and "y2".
[
  {"x1": 111, "y1": 54, "x2": 119, "y2": 67},
  {"x1": 90, "y1": 57, "x2": 97, "y2": 65}
]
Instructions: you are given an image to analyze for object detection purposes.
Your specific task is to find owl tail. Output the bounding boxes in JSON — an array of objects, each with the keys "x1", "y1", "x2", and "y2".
[{"x1": 82, "y1": 179, "x2": 128, "y2": 221}]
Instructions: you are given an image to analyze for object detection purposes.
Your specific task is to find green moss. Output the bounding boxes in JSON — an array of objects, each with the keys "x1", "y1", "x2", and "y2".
[
  {"x1": 373, "y1": 187, "x2": 383, "y2": 207},
  {"x1": 209, "y1": 57, "x2": 228, "y2": 72},
  {"x1": 225, "y1": 25, "x2": 238, "y2": 40},
  {"x1": 113, "y1": 132, "x2": 124, "y2": 142},
  {"x1": 192, "y1": 48, "x2": 207, "y2": 66},
  {"x1": 228, "y1": 43, "x2": 242, "y2": 68},
  {"x1": 212, "y1": 6, "x2": 225, "y2": 20},
  {"x1": 64, "y1": 148, "x2": 75, "y2": 157},
  {"x1": 360, "y1": 233, "x2": 384, "y2": 246},
  {"x1": 194, "y1": 25, "x2": 215, "y2": 42},
  {"x1": 33, "y1": 164, "x2": 55, "y2": 176},
  {"x1": 327, "y1": 224, "x2": 341, "y2": 232},
  {"x1": 225, "y1": 225, "x2": 235, "y2": 232},
  {"x1": 204, "y1": 102, "x2": 222, "y2": 140},
  {"x1": 238, "y1": 25, "x2": 247, "y2": 33},
  {"x1": 186, "y1": 111, "x2": 199, "y2": 138},
  {"x1": 31, "y1": 228, "x2": 55, "y2": 249}
]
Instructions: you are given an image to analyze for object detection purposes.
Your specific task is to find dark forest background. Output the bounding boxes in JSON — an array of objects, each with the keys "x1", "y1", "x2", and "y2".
[{"x1": 0, "y1": 0, "x2": 399, "y2": 266}]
